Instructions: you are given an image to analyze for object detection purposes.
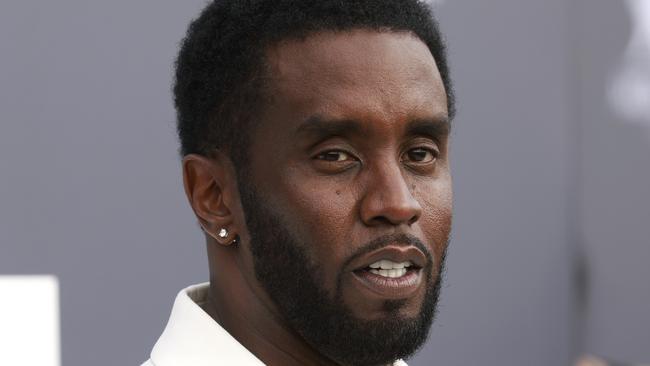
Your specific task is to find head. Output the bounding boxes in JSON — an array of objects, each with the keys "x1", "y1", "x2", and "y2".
[{"x1": 177, "y1": 1, "x2": 454, "y2": 365}]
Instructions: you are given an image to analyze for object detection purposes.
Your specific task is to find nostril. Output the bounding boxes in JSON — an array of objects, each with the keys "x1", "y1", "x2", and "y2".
[
  {"x1": 374, "y1": 216, "x2": 392, "y2": 225},
  {"x1": 407, "y1": 213, "x2": 420, "y2": 225}
]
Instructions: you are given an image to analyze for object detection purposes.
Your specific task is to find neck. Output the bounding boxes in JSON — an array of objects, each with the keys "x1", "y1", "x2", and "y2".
[{"x1": 205, "y1": 244, "x2": 342, "y2": 366}]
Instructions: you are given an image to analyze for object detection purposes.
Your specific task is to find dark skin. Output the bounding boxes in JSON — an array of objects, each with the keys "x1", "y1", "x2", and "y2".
[{"x1": 182, "y1": 30, "x2": 452, "y2": 366}]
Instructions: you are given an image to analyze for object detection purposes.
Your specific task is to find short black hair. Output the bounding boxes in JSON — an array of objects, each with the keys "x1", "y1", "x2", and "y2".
[{"x1": 174, "y1": 0, "x2": 454, "y2": 168}]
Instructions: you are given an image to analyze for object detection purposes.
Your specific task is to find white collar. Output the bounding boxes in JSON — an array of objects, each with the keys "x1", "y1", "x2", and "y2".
[
  {"x1": 145, "y1": 282, "x2": 408, "y2": 366},
  {"x1": 147, "y1": 283, "x2": 265, "y2": 366}
]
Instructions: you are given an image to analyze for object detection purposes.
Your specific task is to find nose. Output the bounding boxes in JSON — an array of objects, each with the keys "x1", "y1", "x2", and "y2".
[{"x1": 359, "y1": 161, "x2": 422, "y2": 227}]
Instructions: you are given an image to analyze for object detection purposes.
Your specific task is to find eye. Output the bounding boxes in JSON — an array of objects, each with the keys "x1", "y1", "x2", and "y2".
[
  {"x1": 404, "y1": 147, "x2": 438, "y2": 163},
  {"x1": 315, "y1": 150, "x2": 354, "y2": 162}
]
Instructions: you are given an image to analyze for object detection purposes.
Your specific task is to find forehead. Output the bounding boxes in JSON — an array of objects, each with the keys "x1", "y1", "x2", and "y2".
[{"x1": 263, "y1": 30, "x2": 448, "y2": 124}]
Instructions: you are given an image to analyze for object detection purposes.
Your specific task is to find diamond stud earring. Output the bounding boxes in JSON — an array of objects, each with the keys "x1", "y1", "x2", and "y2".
[{"x1": 218, "y1": 228, "x2": 228, "y2": 238}]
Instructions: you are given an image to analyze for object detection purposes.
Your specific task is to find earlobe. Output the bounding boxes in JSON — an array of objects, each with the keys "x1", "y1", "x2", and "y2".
[
  {"x1": 199, "y1": 224, "x2": 239, "y2": 246},
  {"x1": 182, "y1": 153, "x2": 239, "y2": 246}
]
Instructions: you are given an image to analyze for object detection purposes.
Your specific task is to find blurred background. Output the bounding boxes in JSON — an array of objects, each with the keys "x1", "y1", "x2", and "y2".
[{"x1": 0, "y1": 0, "x2": 648, "y2": 365}]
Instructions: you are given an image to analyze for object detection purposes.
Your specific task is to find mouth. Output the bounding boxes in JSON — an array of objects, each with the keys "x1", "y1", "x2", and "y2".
[
  {"x1": 349, "y1": 245, "x2": 428, "y2": 299},
  {"x1": 361, "y1": 259, "x2": 419, "y2": 278}
]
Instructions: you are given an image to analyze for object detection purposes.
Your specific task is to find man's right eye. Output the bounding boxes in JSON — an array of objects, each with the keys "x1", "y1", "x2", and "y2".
[{"x1": 315, "y1": 150, "x2": 354, "y2": 162}]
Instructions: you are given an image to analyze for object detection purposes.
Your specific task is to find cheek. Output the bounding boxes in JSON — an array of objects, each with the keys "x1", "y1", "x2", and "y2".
[
  {"x1": 418, "y1": 180, "x2": 453, "y2": 262},
  {"x1": 269, "y1": 170, "x2": 358, "y2": 280},
  {"x1": 278, "y1": 178, "x2": 353, "y2": 235}
]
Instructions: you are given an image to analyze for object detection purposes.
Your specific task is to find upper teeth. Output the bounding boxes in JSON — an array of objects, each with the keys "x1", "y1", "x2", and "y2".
[{"x1": 368, "y1": 260, "x2": 412, "y2": 270}]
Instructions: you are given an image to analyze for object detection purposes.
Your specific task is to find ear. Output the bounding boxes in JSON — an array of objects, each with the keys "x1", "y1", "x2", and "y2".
[{"x1": 182, "y1": 152, "x2": 238, "y2": 246}]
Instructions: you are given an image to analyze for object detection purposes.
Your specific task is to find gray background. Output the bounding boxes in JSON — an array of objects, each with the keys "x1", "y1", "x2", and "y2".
[{"x1": 0, "y1": 1, "x2": 648, "y2": 365}]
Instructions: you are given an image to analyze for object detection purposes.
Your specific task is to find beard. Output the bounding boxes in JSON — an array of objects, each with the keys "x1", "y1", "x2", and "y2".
[{"x1": 237, "y1": 177, "x2": 446, "y2": 366}]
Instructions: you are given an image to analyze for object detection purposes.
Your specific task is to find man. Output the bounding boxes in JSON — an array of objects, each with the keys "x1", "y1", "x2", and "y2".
[{"x1": 143, "y1": 0, "x2": 455, "y2": 365}]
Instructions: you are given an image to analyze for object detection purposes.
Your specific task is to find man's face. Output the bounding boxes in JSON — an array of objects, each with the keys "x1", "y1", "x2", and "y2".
[{"x1": 236, "y1": 30, "x2": 451, "y2": 365}]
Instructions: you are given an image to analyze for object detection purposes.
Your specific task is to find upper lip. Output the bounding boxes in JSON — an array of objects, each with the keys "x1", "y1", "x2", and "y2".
[{"x1": 350, "y1": 244, "x2": 428, "y2": 272}]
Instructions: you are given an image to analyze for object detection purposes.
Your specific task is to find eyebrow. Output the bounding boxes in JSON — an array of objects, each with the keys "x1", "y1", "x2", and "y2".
[
  {"x1": 295, "y1": 115, "x2": 365, "y2": 139},
  {"x1": 295, "y1": 114, "x2": 450, "y2": 141},
  {"x1": 404, "y1": 117, "x2": 451, "y2": 140}
]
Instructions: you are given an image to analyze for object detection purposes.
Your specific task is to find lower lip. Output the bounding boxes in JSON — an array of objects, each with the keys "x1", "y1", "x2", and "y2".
[{"x1": 351, "y1": 268, "x2": 422, "y2": 299}]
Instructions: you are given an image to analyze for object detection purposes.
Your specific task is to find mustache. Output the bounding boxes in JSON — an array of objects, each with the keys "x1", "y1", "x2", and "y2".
[{"x1": 342, "y1": 232, "x2": 435, "y2": 270}]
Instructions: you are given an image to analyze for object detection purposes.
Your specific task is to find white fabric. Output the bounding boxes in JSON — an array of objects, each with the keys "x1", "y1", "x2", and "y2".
[{"x1": 142, "y1": 282, "x2": 408, "y2": 366}]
